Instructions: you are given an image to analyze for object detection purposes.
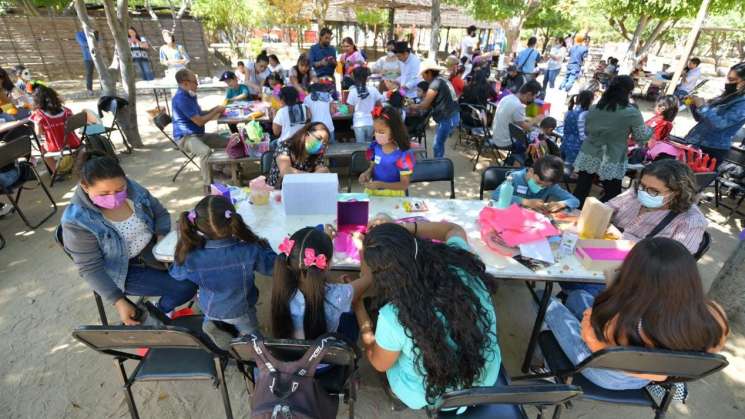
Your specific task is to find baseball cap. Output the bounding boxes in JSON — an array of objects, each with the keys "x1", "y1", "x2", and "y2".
[{"x1": 219, "y1": 71, "x2": 237, "y2": 82}]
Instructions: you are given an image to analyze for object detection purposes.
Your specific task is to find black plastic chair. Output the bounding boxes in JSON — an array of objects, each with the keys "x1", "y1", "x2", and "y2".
[
  {"x1": 347, "y1": 150, "x2": 370, "y2": 192},
  {"x1": 0, "y1": 134, "x2": 57, "y2": 228},
  {"x1": 153, "y1": 111, "x2": 200, "y2": 182},
  {"x1": 0, "y1": 231, "x2": 5, "y2": 250},
  {"x1": 97, "y1": 95, "x2": 133, "y2": 154},
  {"x1": 408, "y1": 158, "x2": 456, "y2": 199},
  {"x1": 531, "y1": 330, "x2": 728, "y2": 419},
  {"x1": 434, "y1": 366, "x2": 581, "y2": 418},
  {"x1": 72, "y1": 316, "x2": 235, "y2": 419},
  {"x1": 480, "y1": 166, "x2": 512, "y2": 200},
  {"x1": 408, "y1": 110, "x2": 431, "y2": 158},
  {"x1": 43, "y1": 111, "x2": 88, "y2": 187},
  {"x1": 230, "y1": 335, "x2": 360, "y2": 419},
  {"x1": 54, "y1": 224, "x2": 109, "y2": 325},
  {"x1": 714, "y1": 146, "x2": 745, "y2": 219},
  {"x1": 260, "y1": 150, "x2": 274, "y2": 177},
  {"x1": 693, "y1": 231, "x2": 711, "y2": 261}
]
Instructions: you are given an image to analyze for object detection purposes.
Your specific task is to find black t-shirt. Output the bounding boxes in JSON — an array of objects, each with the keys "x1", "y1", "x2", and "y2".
[{"x1": 428, "y1": 77, "x2": 459, "y2": 122}]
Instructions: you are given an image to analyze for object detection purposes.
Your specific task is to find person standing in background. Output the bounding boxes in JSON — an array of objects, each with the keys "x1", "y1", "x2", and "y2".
[
  {"x1": 394, "y1": 41, "x2": 422, "y2": 99},
  {"x1": 560, "y1": 34, "x2": 589, "y2": 92},
  {"x1": 309, "y1": 28, "x2": 337, "y2": 80},
  {"x1": 543, "y1": 37, "x2": 567, "y2": 91},
  {"x1": 515, "y1": 37, "x2": 541, "y2": 81},
  {"x1": 128, "y1": 27, "x2": 154, "y2": 81},
  {"x1": 460, "y1": 25, "x2": 478, "y2": 62},
  {"x1": 75, "y1": 29, "x2": 97, "y2": 96},
  {"x1": 159, "y1": 30, "x2": 190, "y2": 78}
]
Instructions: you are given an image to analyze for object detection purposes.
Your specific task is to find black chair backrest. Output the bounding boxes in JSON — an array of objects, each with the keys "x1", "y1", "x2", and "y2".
[
  {"x1": 438, "y1": 384, "x2": 582, "y2": 411},
  {"x1": 461, "y1": 103, "x2": 488, "y2": 129},
  {"x1": 153, "y1": 112, "x2": 172, "y2": 132},
  {"x1": 723, "y1": 146, "x2": 745, "y2": 167},
  {"x1": 694, "y1": 231, "x2": 711, "y2": 260},
  {"x1": 54, "y1": 224, "x2": 73, "y2": 261},
  {"x1": 230, "y1": 337, "x2": 356, "y2": 367},
  {"x1": 65, "y1": 112, "x2": 88, "y2": 135},
  {"x1": 260, "y1": 150, "x2": 274, "y2": 176},
  {"x1": 0, "y1": 135, "x2": 31, "y2": 168},
  {"x1": 480, "y1": 166, "x2": 511, "y2": 199},
  {"x1": 576, "y1": 346, "x2": 728, "y2": 381},
  {"x1": 508, "y1": 123, "x2": 529, "y2": 147},
  {"x1": 73, "y1": 325, "x2": 209, "y2": 352},
  {"x1": 694, "y1": 171, "x2": 717, "y2": 191},
  {"x1": 97, "y1": 95, "x2": 129, "y2": 117},
  {"x1": 410, "y1": 158, "x2": 455, "y2": 184},
  {"x1": 409, "y1": 111, "x2": 432, "y2": 136},
  {"x1": 349, "y1": 150, "x2": 370, "y2": 176}
]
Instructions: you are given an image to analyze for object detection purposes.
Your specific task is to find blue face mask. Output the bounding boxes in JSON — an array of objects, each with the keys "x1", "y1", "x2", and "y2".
[
  {"x1": 637, "y1": 189, "x2": 665, "y2": 208},
  {"x1": 527, "y1": 178, "x2": 544, "y2": 193}
]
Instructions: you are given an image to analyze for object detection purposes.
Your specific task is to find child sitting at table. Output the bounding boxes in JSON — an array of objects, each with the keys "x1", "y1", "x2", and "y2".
[
  {"x1": 491, "y1": 155, "x2": 579, "y2": 212},
  {"x1": 304, "y1": 83, "x2": 335, "y2": 143},
  {"x1": 347, "y1": 66, "x2": 382, "y2": 143},
  {"x1": 645, "y1": 94, "x2": 678, "y2": 145},
  {"x1": 525, "y1": 116, "x2": 561, "y2": 167},
  {"x1": 30, "y1": 85, "x2": 81, "y2": 172},
  {"x1": 358, "y1": 105, "x2": 416, "y2": 196},
  {"x1": 264, "y1": 71, "x2": 285, "y2": 96},
  {"x1": 170, "y1": 195, "x2": 276, "y2": 349},
  {"x1": 273, "y1": 86, "x2": 308, "y2": 143},
  {"x1": 271, "y1": 226, "x2": 372, "y2": 340},
  {"x1": 220, "y1": 70, "x2": 250, "y2": 133}
]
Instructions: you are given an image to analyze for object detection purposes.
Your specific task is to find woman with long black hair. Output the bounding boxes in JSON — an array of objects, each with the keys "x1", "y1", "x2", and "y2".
[
  {"x1": 573, "y1": 75, "x2": 652, "y2": 206},
  {"x1": 353, "y1": 219, "x2": 501, "y2": 410},
  {"x1": 685, "y1": 62, "x2": 745, "y2": 167}
]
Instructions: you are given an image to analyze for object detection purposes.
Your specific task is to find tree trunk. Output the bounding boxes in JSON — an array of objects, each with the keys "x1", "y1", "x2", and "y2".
[
  {"x1": 429, "y1": 0, "x2": 441, "y2": 60},
  {"x1": 387, "y1": 8, "x2": 395, "y2": 41},
  {"x1": 501, "y1": 17, "x2": 524, "y2": 56},
  {"x1": 18, "y1": 0, "x2": 40, "y2": 16},
  {"x1": 101, "y1": 0, "x2": 143, "y2": 148},
  {"x1": 621, "y1": 15, "x2": 649, "y2": 71},
  {"x1": 73, "y1": 0, "x2": 116, "y2": 96},
  {"x1": 708, "y1": 238, "x2": 745, "y2": 324}
]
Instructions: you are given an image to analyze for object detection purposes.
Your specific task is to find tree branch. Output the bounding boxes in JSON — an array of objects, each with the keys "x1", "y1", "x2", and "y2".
[{"x1": 608, "y1": 17, "x2": 631, "y2": 41}]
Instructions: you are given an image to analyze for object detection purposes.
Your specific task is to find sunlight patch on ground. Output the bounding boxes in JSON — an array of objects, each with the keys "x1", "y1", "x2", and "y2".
[
  {"x1": 721, "y1": 334, "x2": 745, "y2": 385},
  {"x1": 50, "y1": 343, "x2": 70, "y2": 354},
  {"x1": 6, "y1": 258, "x2": 28, "y2": 268}
]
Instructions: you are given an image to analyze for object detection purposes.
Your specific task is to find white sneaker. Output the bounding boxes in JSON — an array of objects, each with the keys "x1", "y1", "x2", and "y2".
[{"x1": 0, "y1": 204, "x2": 14, "y2": 218}]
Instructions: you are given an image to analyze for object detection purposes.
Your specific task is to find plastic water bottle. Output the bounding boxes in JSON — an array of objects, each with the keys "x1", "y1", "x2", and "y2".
[{"x1": 496, "y1": 175, "x2": 514, "y2": 209}]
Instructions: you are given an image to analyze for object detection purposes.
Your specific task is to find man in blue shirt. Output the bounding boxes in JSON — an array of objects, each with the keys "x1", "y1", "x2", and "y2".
[
  {"x1": 559, "y1": 34, "x2": 589, "y2": 92},
  {"x1": 515, "y1": 37, "x2": 541, "y2": 80},
  {"x1": 172, "y1": 69, "x2": 226, "y2": 186},
  {"x1": 491, "y1": 155, "x2": 579, "y2": 211},
  {"x1": 309, "y1": 27, "x2": 337, "y2": 79},
  {"x1": 75, "y1": 30, "x2": 97, "y2": 95}
]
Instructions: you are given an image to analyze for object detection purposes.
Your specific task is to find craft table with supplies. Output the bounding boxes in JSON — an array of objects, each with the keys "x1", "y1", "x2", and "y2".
[{"x1": 136, "y1": 77, "x2": 225, "y2": 114}]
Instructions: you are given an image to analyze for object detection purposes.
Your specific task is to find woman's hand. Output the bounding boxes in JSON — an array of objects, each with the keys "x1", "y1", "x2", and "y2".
[
  {"x1": 545, "y1": 201, "x2": 567, "y2": 213},
  {"x1": 358, "y1": 170, "x2": 372, "y2": 184},
  {"x1": 324, "y1": 223, "x2": 337, "y2": 239},
  {"x1": 691, "y1": 96, "x2": 705, "y2": 107},
  {"x1": 114, "y1": 298, "x2": 140, "y2": 326}
]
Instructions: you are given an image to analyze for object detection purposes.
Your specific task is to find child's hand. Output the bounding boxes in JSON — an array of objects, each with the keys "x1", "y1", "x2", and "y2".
[
  {"x1": 358, "y1": 171, "x2": 371, "y2": 184},
  {"x1": 522, "y1": 199, "x2": 544, "y2": 210},
  {"x1": 545, "y1": 202, "x2": 567, "y2": 213},
  {"x1": 323, "y1": 224, "x2": 337, "y2": 239}
]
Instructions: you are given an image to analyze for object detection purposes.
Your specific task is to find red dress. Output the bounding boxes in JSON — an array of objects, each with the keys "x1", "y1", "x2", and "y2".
[
  {"x1": 30, "y1": 107, "x2": 81, "y2": 152},
  {"x1": 645, "y1": 114, "x2": 673, "y2": 144}
]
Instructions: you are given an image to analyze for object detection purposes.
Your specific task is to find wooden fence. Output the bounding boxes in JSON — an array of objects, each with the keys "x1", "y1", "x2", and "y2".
[{"x1": 0, "y1": 16, "x2": 216, "y2": 82}]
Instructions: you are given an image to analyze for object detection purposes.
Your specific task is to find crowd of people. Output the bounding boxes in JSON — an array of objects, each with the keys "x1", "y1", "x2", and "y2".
[{"x1": 2, "y1": 25, "x2": 745, "y2": 417}]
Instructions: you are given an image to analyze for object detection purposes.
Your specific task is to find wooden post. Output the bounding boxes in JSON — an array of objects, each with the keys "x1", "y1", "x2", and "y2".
[{"x1": 666, "y1": 0, "x2": 711, "y2": 95}]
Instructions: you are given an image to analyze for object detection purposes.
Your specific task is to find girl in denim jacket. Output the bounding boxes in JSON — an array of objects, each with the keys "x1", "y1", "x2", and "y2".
[{"x1": 170, "y1": 195, "x2": 276, "y2": 348}]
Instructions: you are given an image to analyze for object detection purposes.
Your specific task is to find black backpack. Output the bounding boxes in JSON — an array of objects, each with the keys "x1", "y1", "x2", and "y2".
[{"x1": 249, "y1": 333, "x2": 340, "y2": 419}]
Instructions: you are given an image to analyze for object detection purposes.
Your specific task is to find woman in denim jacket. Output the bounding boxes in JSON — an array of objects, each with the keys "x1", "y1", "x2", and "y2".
[
  {"x1": 170, "y1": 195, "x2": 276, "y2": 348},
  {"x1": 61, "y1": 153, "x2": 197, "y2": 325}
]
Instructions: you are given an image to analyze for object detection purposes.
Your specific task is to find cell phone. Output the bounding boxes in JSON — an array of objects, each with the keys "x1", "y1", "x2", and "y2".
[{"x1": 513, "y1": 255, "x2": 552, "y2": 271}]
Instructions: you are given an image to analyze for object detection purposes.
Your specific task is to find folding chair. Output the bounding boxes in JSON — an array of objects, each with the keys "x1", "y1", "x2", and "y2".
[
  {"x1": 693, "y1": 231, "x2": 711, "y2": 261},
  {"x1": 347, "y1": 150, "x2": 370, "y2": 192},
  {"x1": 714, "y1": 146, "x2": 745, "y2": 220},
  {"x1": 457, "y1": 103, "x2": 487, "y2": 149},
  {"x1": 0, "y1": 134, "x2": 57, "y2": 228},
  {"x1": 479, "y1": 166, "x2": 512, "y2": 200},
  {"x1": 432, "y1": 366, "x2": 581, "y2": 419},
  {"x1": 230, "y1": 335, "x2": 360, "y2": 419},
  {"x1": 54, "y1": 224, "x2": 109, "y2": 325},
  {"x1": 408, "y1": 110, "x2": 431, "y2": 158},
  {"x1": 0, "y1": 231, "x2": 5, "y2": 250},
  {"x1": 72, "y1": 317, "x2": 235, "y2": 419},
  {"x1": 260, "y1": 150, "x2": 274, "y2": 177},
  {"x1": 44, "y1": 111, "x2": 87, "y2": 187},
  {"x1": 408, "y1": 158, "x2": 456, "y2": 199},
  {"x1": 528, "y1": 330, "x2": 728, "y2": 419},
  {"x1": 97, "y1": 95, "x2": 133, "y2": 153},
  {"x1": 152, "y1": 111, "x2": 200, "y2": 182}
]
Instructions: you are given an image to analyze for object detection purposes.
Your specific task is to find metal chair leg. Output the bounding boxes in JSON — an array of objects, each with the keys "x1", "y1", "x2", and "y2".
[
  {"x1": 654, "y1": 386, "x2": 675, "y2": 419},
  {"x1": 115, "y1": 358, "x2": 140, "y2": 419},
  {"x1": 7, "y1": 164, "x2": 58, "y2": 229},
  {"x1": 0, "y1": 231, "x2": 5, "y2": 250},
  {"x1": 94, "y1": 292, "x2": 109, "y2": 325},
  {"x1": 214, "y1": 357, "x2": 234, "y2": 419}
]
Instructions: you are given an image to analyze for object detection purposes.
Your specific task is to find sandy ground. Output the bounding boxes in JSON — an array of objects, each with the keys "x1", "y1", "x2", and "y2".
[{"x1": 1, "y1": 80, "x2": 745, "y2": 419}]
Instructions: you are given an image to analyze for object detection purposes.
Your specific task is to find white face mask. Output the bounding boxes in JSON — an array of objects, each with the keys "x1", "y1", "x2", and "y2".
[
  {"x1": 187, "y1": 89, "x2": 197, "y2": 97},
  {"x1": 386, "y1": 51, "x2": 395, "y2": 57}
]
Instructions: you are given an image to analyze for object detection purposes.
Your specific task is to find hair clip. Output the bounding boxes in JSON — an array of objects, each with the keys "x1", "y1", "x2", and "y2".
[
  {"x1": 187, "y1": 210, "x2": 197, "y2": 224},
  {"x1": 225, "y1": 210, "x2": 232, "y2": 219},
  {"x1": 303, "y1": 248, "x2": 328, "y2": 270},
  {"x1": 371, "y1": 105, "x2": 389, "y2": 120},
  {"x1": 279, "y1": 237, "x2": 295, "y2": 257}
]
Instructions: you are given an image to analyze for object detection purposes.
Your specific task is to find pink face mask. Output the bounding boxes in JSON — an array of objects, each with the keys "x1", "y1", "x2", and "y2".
[{"x1": 90, "y1": 190, "x2": 127, "y2": 209}]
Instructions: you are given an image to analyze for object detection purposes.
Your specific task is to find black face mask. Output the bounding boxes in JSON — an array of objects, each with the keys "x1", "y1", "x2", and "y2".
[{"x1": 724, "y1": 82, "x2": 739, "y2": 95}]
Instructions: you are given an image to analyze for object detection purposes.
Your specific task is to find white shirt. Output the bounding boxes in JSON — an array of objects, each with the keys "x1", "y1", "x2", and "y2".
[
  {"x1": 303, "y1": 96, "x2": 335, "y2": 133},
  {"x1": 274, "y1": 105, "x2": 308, "y2": 142},
  {"x1": 398, "y1": 53, "x2": 422, "y2": 98},
  {"x1": 679, "y1": 66, "x2": 702, "y2": 93},
  {"x1": 109, "y1": 200, "x2": 152, "y2": 259},
  {"x1": 547, "y1": 45, "x2": 566, "y2": 70},
  {"x1": 460, "y1": 35, "x2": 477, "y2": 61},
  {"x1": 347, "y1": 86, "x2": 382, "y2": 128},
  {"x1": 491, "y1": 94, "x2": 526, "y2": 147}
]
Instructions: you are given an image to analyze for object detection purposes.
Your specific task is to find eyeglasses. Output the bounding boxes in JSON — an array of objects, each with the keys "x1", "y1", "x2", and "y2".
[{"x1": 635, "y1": 180, "x2": 668, "y2": 197}]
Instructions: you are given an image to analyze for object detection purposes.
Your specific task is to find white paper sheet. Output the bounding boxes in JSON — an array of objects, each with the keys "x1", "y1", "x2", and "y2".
[{"x1": 518, "y1": 239, "x2": 555, "y2": 264}]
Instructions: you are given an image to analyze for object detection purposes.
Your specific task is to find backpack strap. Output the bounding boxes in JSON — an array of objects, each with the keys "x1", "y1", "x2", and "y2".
[
  {"x1": 248, "y1": 333, "x2": 281, "y2": 375},
  {"x1": 645, "y1": 211, "x2": 680, "y2": 239},
  {"x1": 292, "y1": 333, "x2": 342, "y2": 378}
]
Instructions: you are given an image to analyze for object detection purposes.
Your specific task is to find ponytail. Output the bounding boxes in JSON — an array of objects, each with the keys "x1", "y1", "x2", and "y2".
[
  {"x1": 229, "y1": 214, "x2": 270, "y2": 249},
  {"x1": 175, "y1": 211, "x2": 205, "y2": 265}
]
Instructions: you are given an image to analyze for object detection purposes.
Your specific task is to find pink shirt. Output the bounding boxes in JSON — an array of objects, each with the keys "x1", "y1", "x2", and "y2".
[{"x1": 607, "y1": 189, "x2": 707, "y2": 254}]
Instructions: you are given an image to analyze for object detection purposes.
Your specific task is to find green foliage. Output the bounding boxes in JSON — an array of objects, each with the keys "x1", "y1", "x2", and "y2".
[
  {"x1": 524, "y1": 0, "x2": 577, "y2": 33},
  {"x1": 446, "y1": 0, "x2": 539, "y2": 21},
  {"x1": 191, "y1": 0, "x2": 268, "y2": 53},
  {"x1": 355, "y1": 7, "x2": 388, "y2": 28}
]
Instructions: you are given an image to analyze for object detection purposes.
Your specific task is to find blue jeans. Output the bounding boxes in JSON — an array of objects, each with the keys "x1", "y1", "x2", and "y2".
[
  {"x1": 135, "y1": 59, "x2": 155, "y2": 81},
  {"x1": 559, "y1": 282, "x2": 606, "y2": 297},
  {"x1": 433, "y1": 111, "x2": 460, "y2": 158},
  {"x1": 544, "y1": 291, "x2": 651, "y2": 390},
  {"x1": 206, "y1": 306, "x2": 259, "y2": 336},
  {"x1": 353, "y1": 125, "x2": 373, "y2": 143},
  {"x1": 560, "y1": 70, "x2": 580, "y2": 92},
  {"x1": 543, "y1": 68, "x2": 560, "y2": 90},
  {"x1": 124, "y1": 265, "x2": 197, "y2": 313},
  {"x1": 0, "y1": 167, "x2": 20, "y2": 189}
]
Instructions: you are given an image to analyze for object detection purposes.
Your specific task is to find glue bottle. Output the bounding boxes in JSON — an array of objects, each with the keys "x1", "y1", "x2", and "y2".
[{"x1": 496, "y1": 175, "x2": 514, "y2": 209}]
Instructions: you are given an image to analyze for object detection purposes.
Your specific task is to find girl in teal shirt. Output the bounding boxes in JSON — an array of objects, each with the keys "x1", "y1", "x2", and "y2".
[{"x1": 354, "y1": 220, "x2": 501, "y2": 410}]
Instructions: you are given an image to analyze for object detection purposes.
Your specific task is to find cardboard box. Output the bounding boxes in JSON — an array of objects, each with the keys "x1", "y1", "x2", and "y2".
[
  {"x1": 281, "y1": 173, "x2": 339, "y2": 215},
  {"x1": 335, "y1": 194, "x2": 369, "y2": 263},
  {"x1": 575, "y1": 239, "x2": 635, "y2": 272},
  {"x1": 577, "y1": 197, "x2": 613, "y2": 239}
]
